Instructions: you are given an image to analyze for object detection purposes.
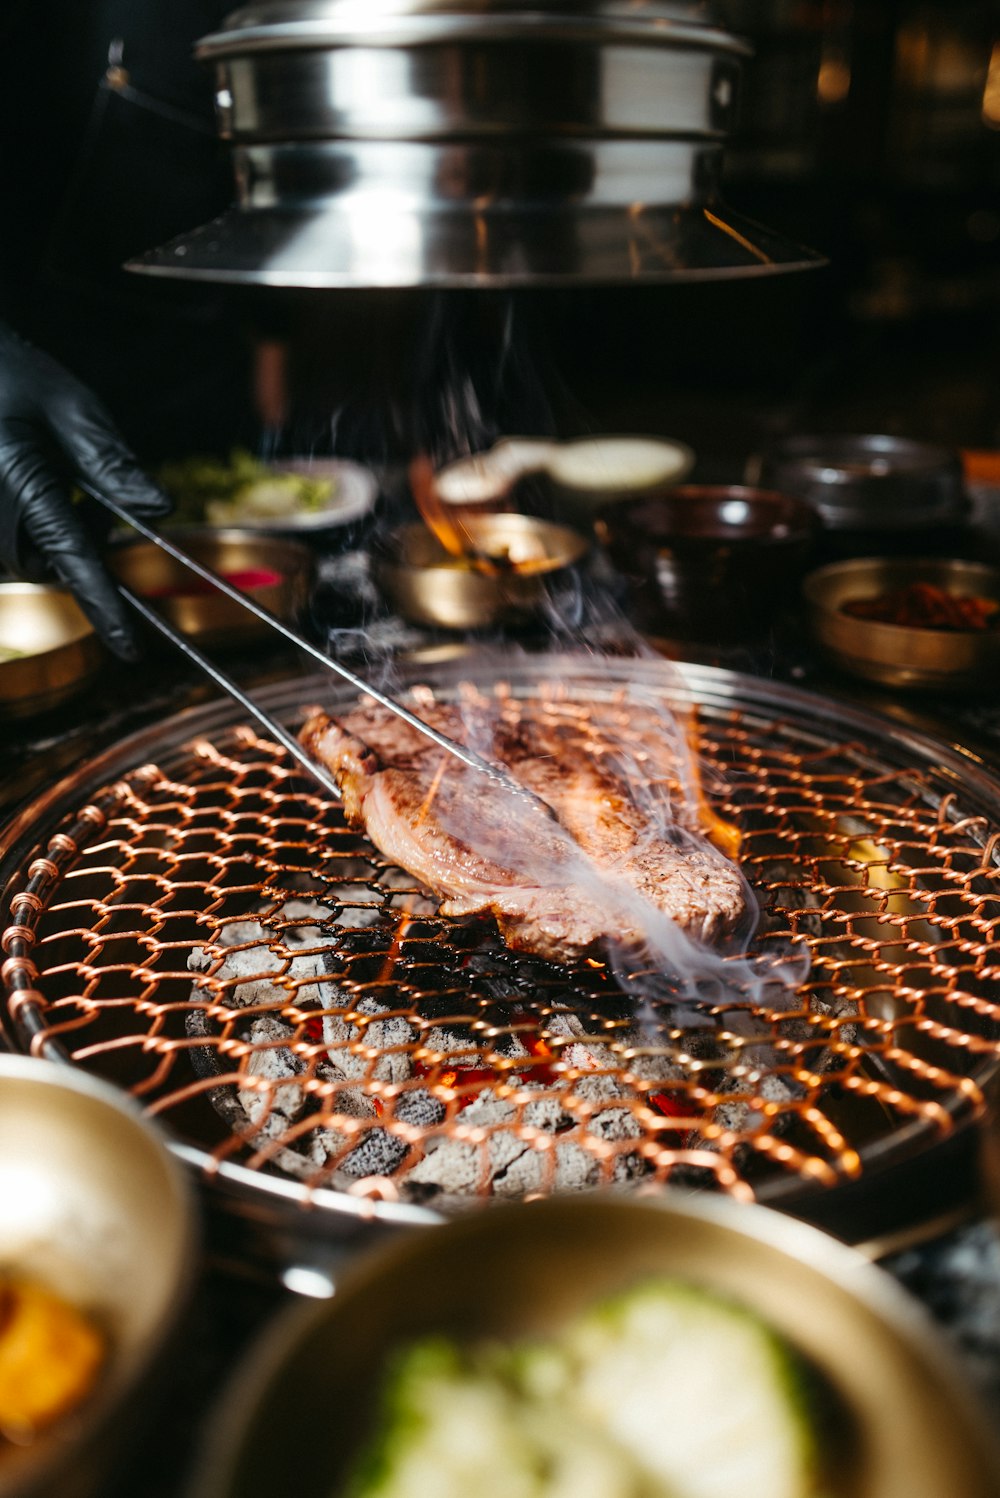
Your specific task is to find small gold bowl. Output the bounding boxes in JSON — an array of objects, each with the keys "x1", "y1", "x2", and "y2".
[
  {"x1": 803, "y1": 557, "x2": 1000, "y2": 691},
  {"x1": 109, "y1": 529, "x2": 315, "y2": 647},
  {"x1": 0, "y1": 584, "x2": 102, "y2": 719},
  {"x1": 377, "y1": 514, "x2": 589, "y2": 630},
  {"x1": 0, "y1": 1054, "x2": 196, "y2": 1498}
]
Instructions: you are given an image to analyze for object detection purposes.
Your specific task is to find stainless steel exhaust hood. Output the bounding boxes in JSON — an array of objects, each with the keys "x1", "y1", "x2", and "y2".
[{"x1": 127, "y1": 1, "x2": 824, "y2": 288}]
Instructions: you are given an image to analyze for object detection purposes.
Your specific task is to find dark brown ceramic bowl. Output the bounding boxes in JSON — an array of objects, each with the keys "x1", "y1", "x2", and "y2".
[{"x1": 596, "y1": 484, "x2": 815, "y2": 639}]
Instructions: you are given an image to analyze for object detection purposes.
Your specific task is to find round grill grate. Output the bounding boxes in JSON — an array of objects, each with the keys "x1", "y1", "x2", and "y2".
[{"x1": 2, "y1": 659, "x2": 999, "y2": 1240}]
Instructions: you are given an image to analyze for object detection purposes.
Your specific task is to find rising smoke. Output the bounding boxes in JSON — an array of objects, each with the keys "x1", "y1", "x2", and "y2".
[{"x1": 310, "y1": 291, "x2": 811, "y2": 1046}]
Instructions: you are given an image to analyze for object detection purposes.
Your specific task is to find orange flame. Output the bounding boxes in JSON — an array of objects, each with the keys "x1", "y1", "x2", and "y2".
[
  {"x1": 406, "y1": 454, "x2": 556, "y2": 578},
  {"x1": 376, "y1": 913, "x2": 413, "y2": 990},
  {"x1": 683, "y1": 708, "x2": 742, "y2": 862},
  {"x1": 407, "y1": 452, "x2": 514, "y2": 575},
  {"x1": 409, "y1": 455, "x2": 475, "y2": 561}
]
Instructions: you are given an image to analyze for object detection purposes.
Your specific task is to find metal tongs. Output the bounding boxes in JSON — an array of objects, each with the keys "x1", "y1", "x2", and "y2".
[{"x1": 85, "y1": 487, "x2": 550, "y2": 815}]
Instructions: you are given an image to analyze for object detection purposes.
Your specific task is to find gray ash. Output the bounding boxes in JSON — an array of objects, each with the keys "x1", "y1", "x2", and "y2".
[{"x1": 184, "y1": 892, "x2": 832, "y2": 1204}]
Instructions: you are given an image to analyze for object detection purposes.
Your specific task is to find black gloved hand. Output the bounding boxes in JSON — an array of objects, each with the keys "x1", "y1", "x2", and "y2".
[{"x1": 0, "y1": 323, "x2": 172, "y2": 661}]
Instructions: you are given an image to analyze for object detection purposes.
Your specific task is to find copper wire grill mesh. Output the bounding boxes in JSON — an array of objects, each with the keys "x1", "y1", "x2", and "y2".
[{"x1": 3, "y1": 664, "x2": 1000, "y2": 1217}]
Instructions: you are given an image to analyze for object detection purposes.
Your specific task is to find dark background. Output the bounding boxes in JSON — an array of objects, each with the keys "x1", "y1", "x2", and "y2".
[{"x1": 535, "y1": 0, "x2": 1000, "y2": 472}]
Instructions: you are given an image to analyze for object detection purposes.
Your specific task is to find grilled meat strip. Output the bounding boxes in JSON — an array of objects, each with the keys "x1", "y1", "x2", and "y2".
[{"x1": 300, "y1": 699, "x2": 747, "y2": 964}]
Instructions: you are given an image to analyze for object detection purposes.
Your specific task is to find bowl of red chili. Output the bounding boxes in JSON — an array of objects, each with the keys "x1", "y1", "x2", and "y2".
[
  {"x1": 803, "y1": 557, "x2": 1000, "y2": 690},
  {"x1": 109, "y1": 529, "x2": 315, "y2": 647}
]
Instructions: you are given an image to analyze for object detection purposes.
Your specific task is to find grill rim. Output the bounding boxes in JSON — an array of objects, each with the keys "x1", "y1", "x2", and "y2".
[
  {"x1": 6, "y1": 658, "x2": 1000, "y2": 887},
  {"x1": 2, "y1": 654, "x2": 999, "y2": 1247}
]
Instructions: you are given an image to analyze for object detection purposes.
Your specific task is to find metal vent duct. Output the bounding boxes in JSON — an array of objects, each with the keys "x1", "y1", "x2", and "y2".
[{"x1": 126, "y1": 1, "x2": 825, "y2": 287}]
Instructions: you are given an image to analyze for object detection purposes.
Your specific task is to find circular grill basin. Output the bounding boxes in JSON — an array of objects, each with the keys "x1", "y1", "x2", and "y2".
[{"x1": 2, "y1": 656, "x2": 999, "y2": 1264}]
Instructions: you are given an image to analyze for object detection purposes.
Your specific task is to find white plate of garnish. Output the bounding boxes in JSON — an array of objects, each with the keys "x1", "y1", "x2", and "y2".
[{"x1": 157, "y1": 451, "x2": 378, "y2": 532}]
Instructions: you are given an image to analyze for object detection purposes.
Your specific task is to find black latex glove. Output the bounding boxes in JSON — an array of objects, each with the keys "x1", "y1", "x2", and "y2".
[{"x1": 0, "y1": 323, "x2": 172, "y2": 661}]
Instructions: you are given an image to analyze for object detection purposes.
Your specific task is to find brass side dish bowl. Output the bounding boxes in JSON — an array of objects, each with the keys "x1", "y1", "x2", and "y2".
[
  {"x1": 803, "y1": 556, "x2": 1000, "y2": 690},
  {"x1": 0, "y1": 584, "x2": 102, "y2": 719},
  {"x1": 109, "y1": 528, "x2": 315, "y2": 646},
  {"x1": 193, "y1": 1194, "x2": 1000, "y2": 1498},
  {"x1": 0, "y1": 1055, "x2": 196, "y2": 1498},
  {"x1": 377, "y1": 514, "x2": 589, "y2": 630}
]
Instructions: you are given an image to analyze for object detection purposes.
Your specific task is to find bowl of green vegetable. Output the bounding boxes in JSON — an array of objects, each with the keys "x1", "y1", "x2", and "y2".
[
  {"x1": 156, "y1": 451, "x2": 378, "y2": 534},
  {"x1": 191, "y1": 1194, "x2": 1000, "y2": 1498}
]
